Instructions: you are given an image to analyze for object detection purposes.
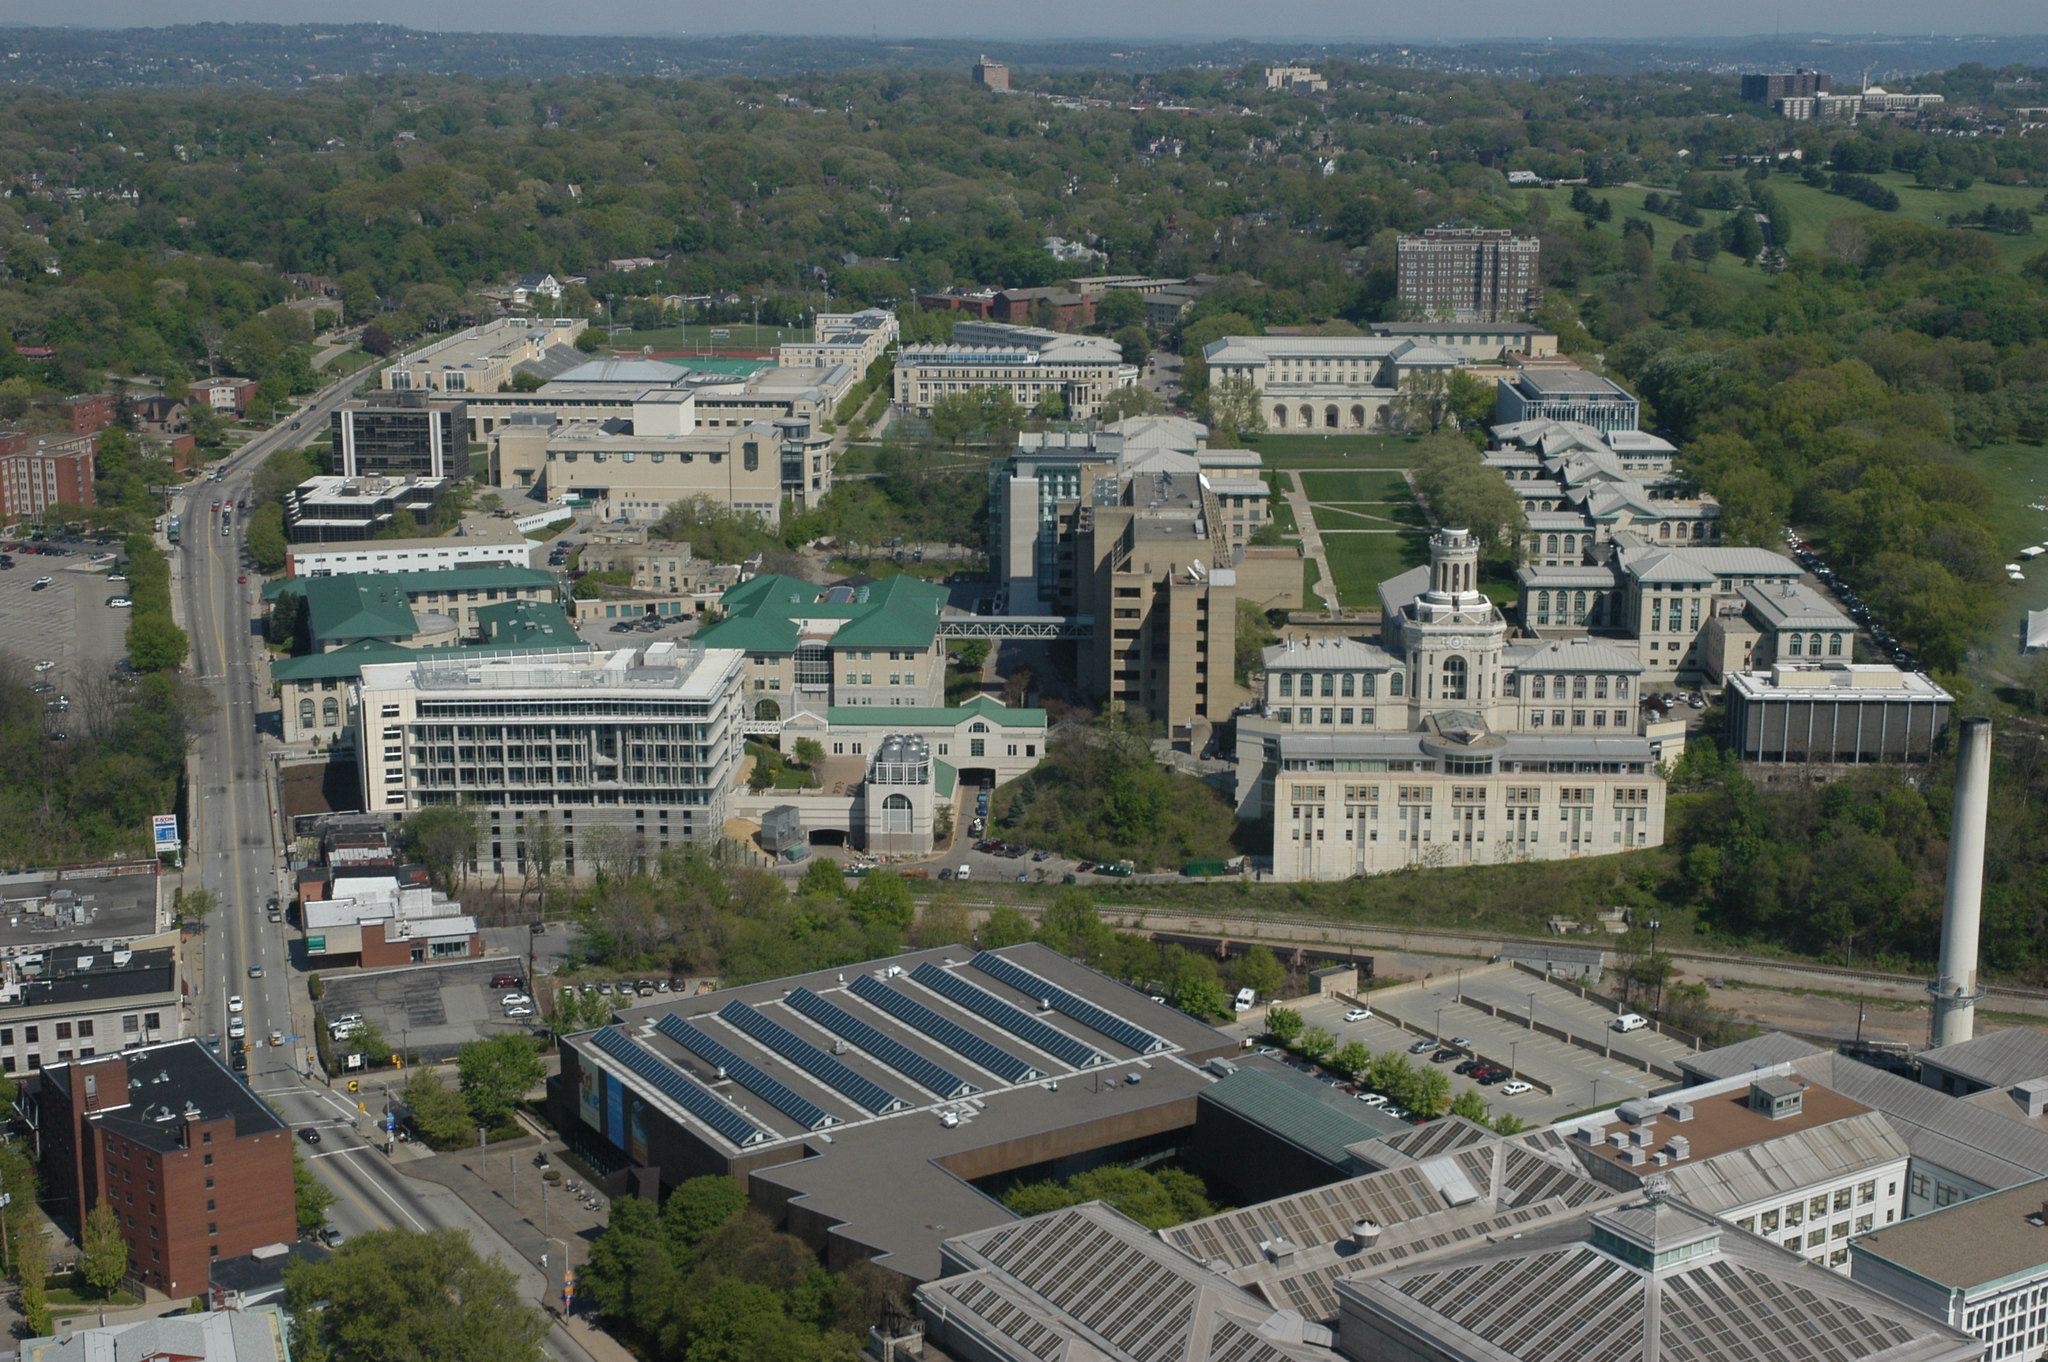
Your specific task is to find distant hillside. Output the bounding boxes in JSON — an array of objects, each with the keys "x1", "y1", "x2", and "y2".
[{"x1": 3, "y1": 24, "x2": 2048, "y2": 89}]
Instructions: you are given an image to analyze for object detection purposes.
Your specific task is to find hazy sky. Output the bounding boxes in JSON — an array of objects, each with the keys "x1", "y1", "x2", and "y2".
[{"x1": 18, "y1": 0, "x2": 2048, "y2": 39}]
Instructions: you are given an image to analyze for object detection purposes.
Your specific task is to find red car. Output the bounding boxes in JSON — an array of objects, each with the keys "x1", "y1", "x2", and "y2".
[{"x1": 237, "y1": 574, "x2": 247, "y2": 584}]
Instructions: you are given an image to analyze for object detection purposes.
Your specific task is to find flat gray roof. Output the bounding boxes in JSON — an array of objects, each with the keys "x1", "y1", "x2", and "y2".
[
  {"x1": 1854, "y1": 1175, "x2": 2048, "y2": 1292},
  {"x1": 0, "y1": 868, "x2": 163, "y2": 955}
]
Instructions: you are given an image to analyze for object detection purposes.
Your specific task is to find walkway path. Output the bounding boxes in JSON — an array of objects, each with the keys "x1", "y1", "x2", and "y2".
[{"x1": 1282, "y1": 471, "x2": 1342, "y2": 614}]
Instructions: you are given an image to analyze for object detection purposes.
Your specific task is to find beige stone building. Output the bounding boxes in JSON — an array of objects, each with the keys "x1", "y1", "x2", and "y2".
[
  {"x1": 1199, "y1": 335, "x2": 1464, "y2": 433},
  {"x1": 777, "y1": 309, "x2": 897, "y2": 374},
  {"x1": 894, "y1": 321, "x2": 1131, "y2": 421},
  {"x1": 1237, "y1": 529, "x2": 1666, "y2": 880},
  {"x1": 381, "y1": 317, "x2": 587, "y2": 396}
]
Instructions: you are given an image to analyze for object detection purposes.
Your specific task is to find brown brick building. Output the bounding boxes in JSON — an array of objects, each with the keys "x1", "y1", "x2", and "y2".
[
  {"x1": 0, "y1": 431, "x2": 96, "y2": 520},
  {"x1": 30, "y1": 1041, "x2": 296, "y2": 1298}
]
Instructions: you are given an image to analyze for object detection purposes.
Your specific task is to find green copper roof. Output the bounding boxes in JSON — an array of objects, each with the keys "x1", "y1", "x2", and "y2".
[
  {"x1": 272, "y1": 625, "x2": 588, "y2": 685},
  {"x1": 823, "y1": 695, "x2": 1047, "y2": 728},
  {"x1": 302, "y1": 576, "x2": 417, "y2": 643},
  {"x1": 264, "y1": 564, "x2": 555, "y2": 603},
  {"x1": 1201, "y1": 1066, "x2": 1411, "y2": 1165},
  {"x1": 697, "y1": 572, "x2": 948, "y2": 654},
  {"x1": 475, "y1": 598, "x2": 579, "y2": 647}
]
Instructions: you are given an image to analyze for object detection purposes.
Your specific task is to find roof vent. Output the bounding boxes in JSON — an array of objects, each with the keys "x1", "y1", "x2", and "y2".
[
  {"x1": 1666, "y1": 1134, "x2": 1691, "y2": 1161},
  {"x1": 1263, "y1": 1237, "x2": 1297, "y2": 1262},
  {"x1": 1665, "y1": 1101, "x2": 1694, "y2": 1123},
  {"x1": 1623, "y1": 1145, "x2": 1648, "y2": 1167},
  {"x1": 1350, "y1": 1220, "x2": 1381, "y2": 1251}
]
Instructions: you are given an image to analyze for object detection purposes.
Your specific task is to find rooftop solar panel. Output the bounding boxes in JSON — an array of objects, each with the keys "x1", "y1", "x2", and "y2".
[
  {"x1": 718, "y1": 1000, "x2": 908, "y2": 1115},
  {"x1": 910, "y1": 962, "x2": 1107, "y2": 1069},
  {"x1": 652, "y1": 1013, "x2": 839, "y2": 1130},
  {"x1": 969, "y1": 950, "x2": 1169, "y2": 1055},
  {"x1": 784, "y1": 987, "x2": 979, "y2": 1099},
  {"x1": 588, "y1": 1025, "x2": 771, "y2": 1148},
  {"x1": 848, "y1": 972, "x2": 1044, "y2": 1084}
]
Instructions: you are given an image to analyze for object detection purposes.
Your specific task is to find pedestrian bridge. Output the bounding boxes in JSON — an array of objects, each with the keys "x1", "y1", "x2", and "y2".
[{"x1": 937, "y1": 614, "x2": 1093, "y2": 640}]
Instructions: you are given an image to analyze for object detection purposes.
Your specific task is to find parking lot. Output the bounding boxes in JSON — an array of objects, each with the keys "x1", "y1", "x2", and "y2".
[
  {"x1": 1221, "y1": 963, "x2": 1692, "y2": 1127},
  {"x1": 320, "y1": 957, "x2": 534, "y2": 1063},
  {"x1": 0, "y1": 541, "x2": 133, "y2": 715}
]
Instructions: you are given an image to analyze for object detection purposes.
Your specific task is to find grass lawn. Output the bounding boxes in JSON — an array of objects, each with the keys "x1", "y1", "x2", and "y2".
[
  {"x1": 1322, "y1": 531, "x2": 1429, "y2": 607},
  {"x1": 1299, "y1": 470, "x2": 1416, "y2": 503},
  {"x1": 1244, "y1": 433, "x2": 1426, "y2": 467},
  {"x1": 1314, "y1": 502, "x2": 1429, "y2": 528},
  {"x1": 1304, "y1": 557, "x2": 1322, "y2": 599},
  {"x1": 1268, "y1": 495, "x2": 1298, "y2": 538},
  {"x1": 1527, "y1": 171, "x2": 2046, "y2": 279},
  {"x1": 1964, "y1": 439, "x2": 2048, "y2": 672}
]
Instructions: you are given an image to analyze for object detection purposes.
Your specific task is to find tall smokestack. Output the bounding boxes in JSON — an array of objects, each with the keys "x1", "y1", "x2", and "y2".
[{"x1": 1930, "y1": 717, "x2": 1992, "y2": 1049}]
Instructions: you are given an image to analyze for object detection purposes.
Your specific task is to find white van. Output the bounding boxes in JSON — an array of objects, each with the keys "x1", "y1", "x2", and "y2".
[
  {"x1": 1233, "y1": 987, "x2": 1257, "y2": 1013},
  {"x1": 956, "y1": 864, "x2": 971, "y2": 881},
  {"x1": 1612, "y1": 1013, "x2": 1649, "y2": 1033}
]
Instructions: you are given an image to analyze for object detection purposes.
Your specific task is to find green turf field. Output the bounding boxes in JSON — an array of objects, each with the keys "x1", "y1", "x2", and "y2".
[
  {"x1": 1244, "y1": 433, "x2": 1426, "y2": 467},
  {"x1": 1322, "y1": 531, "x2": 1429, "y2": 606},
  {"x1": 1299, "y1": 470, "x2": 1416, "y2": 503}
]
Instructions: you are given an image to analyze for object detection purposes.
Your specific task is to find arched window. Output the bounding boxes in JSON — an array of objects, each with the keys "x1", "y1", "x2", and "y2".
[
  {"x1": 321, "y1": 697, "x2": 339, "y2": 728},
  {"x1": 1546, "y1": 535, "x2": 1559, "y2": 554},
  {"x1": 1442, "y1": 656, "x2": 1468, "y2": 701},
  {"x1": 299, "y1": 698, "x2": 316, "y2": 732},
  {"x1": 1787, "y1": 632, "x2": 1803, "y2": 656},
  {"x1": 1658, "y1": 522, "x2": 1671, "y2": 539},
  {"x1": 880, "y1": 792, "x2": 913, "y2": 834},
  {"x1": 1390, "y1": 671, "x2": 1404, "y2": 697},
  {"x1": 754, "y1": 698, "x2": 781, "y2": 721},
  {"x1": 1273, "y1": 404, "x2": 1289, "y2": 429},
  {"x1": 1691, "y1": 521, "x2": 1704, "y2": 539},
  {"x1": 1531, "y1": 676, "x2": 1546, "y2": 700},
  {"x1": 1828, "y1": 633, "x2": 1843, "y2": 657},
  {"x1": 1595, "y1": 676, "x2": 1609, "y2": 700},
  {"x1": 1617, "y1": 677, "x2": 1630, "y2": 698},
  {"x1": 795, "y1": 641, "x2": 831, "y2": 689},
  {"x1": 1299, "y1": 404, "x2": 1314, "y2": 428},
  {"x1": 1563, "y1": 535, "x2": 1575, "y2": 556},
  {"x1": 1350, "y1": 404, "x2": 1366, "y2": 428},
  {"x1": 1810, "y1": 633, "x2": 1823, "y2": 656},
  {"x1": 1324, "y1": 405, "x2": 1339, "y2": 429},
  {"x1": 1573, "y1": 591, "x2": 1587, "y2": 623}
]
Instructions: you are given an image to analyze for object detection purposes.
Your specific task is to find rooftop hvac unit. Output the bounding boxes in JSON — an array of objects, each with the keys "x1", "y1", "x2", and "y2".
[
  {"x1": 1623, "y1": 1146, "x2": 1648, "y2": 1167},
  {"x1": 1666, "y1": 1135, "x2": 1691, "y2": 1161},
  {"x1": 1665, "y1": 1101, "x2": 1695, "y2": 1123},
  {"x1": 1350, "y1": 1221, "x2": 1381, "y2": 1251}
]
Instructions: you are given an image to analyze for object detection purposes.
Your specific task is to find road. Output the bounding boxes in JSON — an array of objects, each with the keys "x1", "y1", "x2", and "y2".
[{"x1": 174, "y1": 374, "x2": 600, "y2": 1362}]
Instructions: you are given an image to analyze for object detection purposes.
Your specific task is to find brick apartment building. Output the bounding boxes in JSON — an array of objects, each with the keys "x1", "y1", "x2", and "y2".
[
  {"x1": 1395, "y1": 226, "x2": 1542, "y2": 323},
  {"x1": 35, "y1": 393, "x2": 115, "y2": 435},
  {"x1": 0, "y1": 431, "x2": 96, "y2": 520},
  {"x1": 30, "y1": 1041, "x2": 296, "y2": 1298}
]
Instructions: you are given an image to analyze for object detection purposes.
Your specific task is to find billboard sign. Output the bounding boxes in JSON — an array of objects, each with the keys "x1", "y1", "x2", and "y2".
[{"x1": 152, "y1": 814, "x2": 181, "y2": 852}]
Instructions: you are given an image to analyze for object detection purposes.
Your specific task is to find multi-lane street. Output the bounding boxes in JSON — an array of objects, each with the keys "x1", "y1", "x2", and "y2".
[{"x1": 171, "y1": 368, "x2": 600, "y2": 1361}]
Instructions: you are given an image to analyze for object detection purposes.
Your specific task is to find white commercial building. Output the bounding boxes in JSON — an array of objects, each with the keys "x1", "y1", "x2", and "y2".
[
  {"x1": 381, "y1": 316, "x2": 587, "y2": 395},
  {"x1": 283, "y1": 525, "x2": 536, "y2": 577},
  {"x1": 893, "y1": 321, "x2": 1132, "y2": 421},
  {"x1": 355, "y1": 642, "x2": 746, "y2": 878},
  {"x1": 1854, "y1": 1176, "x2": 2048, "y2": 1362}
]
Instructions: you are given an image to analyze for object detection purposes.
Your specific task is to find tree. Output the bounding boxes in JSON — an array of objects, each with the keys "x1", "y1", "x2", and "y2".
[
  {"x1": 1332, "y1": 1041, "x2": 1373, "y2": 1077},
  {"x1": 912, "y1": 895, "x2": 972, "y2": 948},
  {"x1": 1094, "y1": 290, "x2": 1146, "y2": 331},
  {"x1": 296, "y1": 1152, "x2": 339, "y2": 1232},
  {"x1": 402, "y1": 1068, "x2": 472, "y2": 1149},
  {"x1": 980, "y1": 905, "x2": 1034, "y2": 947},
  {"x1": 792, "y1": 737, "x2": 825, "y2": 770},
  {"x1": 457, "y1": 1034, "x2": 545, "y2": 1131},
  {"x1": 1204, "y1": 372, "x2": 1264, "y2": 442},
  {"x1": 1032, "y1": 390, "x2": 1067, "y2": 420},
  {"x1": 846, "y1": 871, "x2": 914, "y2": 933},
  {"x1": 1036, "y1": 888, "x2": 1113, "y2": 961},
  {"x1": 80, "y1": 1201, "x2": 128, "y2": 1299},
  {"x1": 1296, "y1": 1026, "x2": 1335, "y2": 1060},
  {"x1": 1450, "y1": 1089, "x2": 1490, "y2": 1123},
  {"x1": 950, "y1": 639, "x2": 991, "y2": 672},
  {"x1": 797, "y1": 856, "x2": 846, "y2": 900},
  {"x1": 403, "y1": 805, "x2": 480, "y2": 893},
  {"x1": 660, "y1": 1175, "x2": 748, "y2": 1255},
  {"x1": 127, "y1": 613, "x2": 190, "y2": 673},
  {"x1": 1691, "y1": 229, "x2": 1720, "y2": 271},
  {"x1": 1236, "y1": 944, "x2": 1285, "y2": 998},
  {"x1": 1176, "y1": 978, "x2": 1229, "y2": 1020},
  {"x1": 1405, "y1": 1066, "x2": 1452, "y2": 1117},
  {"x1": 15, "y1": 1220, "x2": 50, "y2": 1337},
  {"x1": 1265, "y1": 1006, "x2": 1304, "y2": 1045},
  {"x1": 175, "y1": 887, "x2": 217, "y2": 930},
  {"x1": 1391, "y1": 368, "x2": 1455, "y2": 433},
  {"x1": 1097, "y1": 383, "x2": 1164, "y2": 423},
  {"x1": 285, "y1": 1227, "x2": 548, "y2": 1362}
]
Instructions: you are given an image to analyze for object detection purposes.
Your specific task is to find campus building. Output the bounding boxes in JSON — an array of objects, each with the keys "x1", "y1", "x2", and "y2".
[
  {"x1": 989, "y1": 417, "x2": 1279, "y2": 615},
  {"x1": 1237, "y1": 528, "x2": 1665, "y2": 879},
  {"x1": 380, "y1": 316, "x2": 588, "y2": 395},
  {"x1": 547, "y1": 943, "x2": 1236, "y2": 1282},
  {"x1": 330, "y1": 391, "x2": 470, "y2": 481},
  {"x1": 0, "y1": 430, "x2": 96, "y2": 519},
  {"x1": 0, "y1": 946, "x2": 178, "y2": 1075},
  {"x1": 29, "y1": 1041, "x2": 297, "y2": 1299},
  {"x1": 282, "y1": 523, "x2": 535, "y2": 577},
  {"x1": 695, "y1": 573, "x2": 950, "y2": 724},
  {"x1": 1394, "y1": 226, "x2": 1542, "y2": 323},
  {"x1": 893, "y1": 321, "x2": 1131, "y2": 421},
  {"x1": 776, "y1": 309, "x2": 898, "y2": 374},
  {"x1": 299, "y1": 876, "x2": 481, "y2": 969},
  {"x1": 1199, "y1": 335, "x2": 1464, "y2": 434},
  {"x1": 354, "y1": 642, "x2": 746, "y2": 877},
  {"x1": 1367, "y1": 321, "x2": 1559, "y2": 362},
  {"x1": 1853, "y1": 1176, "x2": 2048, "y2": 1362},
  {"x1": 1723, "y1": 664, "x2": 1955, "y2": 764},
  {"x1": 1495, "y1": 365, "x2": 1643, "y2": 432},
  {"x1": 266, "y1": 565, "x2": 560, "y2": 653},
  {"x1": 284, "y1": 475, "x2": 451, "y2": 544}
]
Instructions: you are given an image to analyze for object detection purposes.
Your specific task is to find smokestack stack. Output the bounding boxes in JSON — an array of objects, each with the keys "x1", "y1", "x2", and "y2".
[{"x1": 1931, "y1": 717, "x2": 1992, "y2": 1049}]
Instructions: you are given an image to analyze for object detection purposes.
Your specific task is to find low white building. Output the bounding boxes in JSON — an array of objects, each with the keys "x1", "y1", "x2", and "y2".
[
  {"x1": 1563, "y1": 1072, "x2": 1912, "y2": 1273},
  {"x1": 283, "y1": 525, "x2": 536, "y2": 577},
  {"x1": 1853, "y1": 1177, "x2": 2048, "y2": 1362}
]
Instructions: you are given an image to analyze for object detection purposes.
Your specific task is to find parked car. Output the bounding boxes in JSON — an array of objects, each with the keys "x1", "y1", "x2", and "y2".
[
  {"x1": 1432, "y1": 1049, "x2": 1461, "y2": 1064},
  {"x1": 501, "y1": 993, "x2": 533, "y2": 1007},
  {"x1": 490, "y1": 974, "x2": 524, "y2": 989},
  {"x1": 1407, "y1": 1039, "x2": 1435, "y2": 1055},
  {"x1": 1500, "y1": 1081, "x2": 1534, "y2": 1097},
  {"x1": 1344, "y1": 1008, "x2": 1372, "y2": 1023},
  {"x1": 106, "y1": 596, "x2": 133, "y2": 608},
  {"x1": 506, "y1": 1006, "x2": 535, "y2": 1018}
]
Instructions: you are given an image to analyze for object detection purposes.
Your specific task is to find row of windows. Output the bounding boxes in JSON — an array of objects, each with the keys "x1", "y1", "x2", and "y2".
[
  {"x1": 1277, "y1": 671, "x2": 1383, "y2": 699},
  {"x1": 1273, "y1": 708, "x2": 1377, "y2": 727},
  {"x1": 1529, "y1": 710, "x2": 1633, "y2": 729},
  {"x1": 1518, "y1": 674, "x2": 1629, "y2": 701}
]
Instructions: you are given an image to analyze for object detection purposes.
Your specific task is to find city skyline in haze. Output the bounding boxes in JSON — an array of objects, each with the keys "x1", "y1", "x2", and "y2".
[{"x1": 16, "y1": 0, "x2": 2048, "y2": 39}]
